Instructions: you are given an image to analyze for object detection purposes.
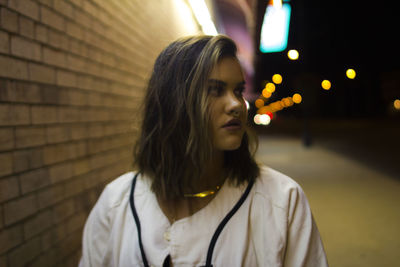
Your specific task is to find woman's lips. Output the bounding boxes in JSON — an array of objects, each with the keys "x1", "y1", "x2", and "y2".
[{"x1": 222, "y1": 118, "x2": 242, "y2": 130}]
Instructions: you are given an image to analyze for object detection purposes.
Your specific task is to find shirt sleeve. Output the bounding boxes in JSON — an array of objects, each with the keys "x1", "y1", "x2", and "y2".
[
  {"x1": 79, "y1": 185, "x2": 113, "y2": 267},
  {"x1": 283, "y1": 185, "x2": 329, "y2": 267}
]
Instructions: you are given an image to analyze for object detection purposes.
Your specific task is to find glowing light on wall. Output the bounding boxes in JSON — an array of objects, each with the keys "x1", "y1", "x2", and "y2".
[
  {"x1": 287, "y1": 49, "x2": 299, "y2": 60},
  {"x1": 259, "y1": 1, "x2": 291, "y2": 53},
  {"x1": 188, "y1": 0, "x2": 218, "y2": 35},
  {"x1": 272, "y1": 74, "x2": 283, "y2": 84},
  {"x1": 346, "y1": 68, "x2": 356, "y2": 79},
  {"x1": 321, "y1": 80, "x2": 331, "y2": 90}
]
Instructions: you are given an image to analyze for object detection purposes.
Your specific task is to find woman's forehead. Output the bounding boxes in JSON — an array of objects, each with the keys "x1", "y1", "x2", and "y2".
[{"x1": 209, "y1": 57, "x2": 244, "y2": 83}]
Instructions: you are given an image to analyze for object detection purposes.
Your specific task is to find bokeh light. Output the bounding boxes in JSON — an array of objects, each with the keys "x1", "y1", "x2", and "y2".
[
  {"x1": 287, "y1": 49, "x2": 299, "y2": 60},
  {"x1": 321, "y1": 80, "x2": 331, "y2": 90},
  {"x1": 394, "y1": 99, "x2": 400, "y2": 110},
  {"x1": 346, "y1": 69, "x2": 356, "y2": 79},
  {"x1": 265, "y1": 82, "x2": 276, "y2": 93},
  {"x1": 262, "y1": 89, "x2": 272, "y2": 98},
  {"x1": 255, "y1": 98, "x2": 265, "y2": 108},
  {"x1": 272, "y1": 74, "x2": 283, "y2": 84},
  {"x1": 292, "y1": 93, "x2": 302, "y2": 104}
]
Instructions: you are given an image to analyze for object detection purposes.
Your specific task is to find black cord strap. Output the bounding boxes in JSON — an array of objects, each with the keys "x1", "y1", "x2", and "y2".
[
  {"x1": 130, "y1": 173, "x2": 255, "y2": 267},
  {"x1": 129, "y1": 173, "x2": 149, "y2": 267},
  {"x1": 202, "y1": 179, "x2": 255, "y2": 267}
]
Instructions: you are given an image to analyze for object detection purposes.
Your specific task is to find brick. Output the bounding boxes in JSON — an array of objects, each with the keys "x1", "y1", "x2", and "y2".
[
  {"x1": 41, "y1": 222, "x2": 67, "y2": 251},
  {"x1": 37, "y1": 183, "x2": 65, "y2": 209},
  {"x1": 43, "y1": 143, "x2": 71, "y2": 165},
  {"x1": 64, "y1": 176, "x2": 84, "y2": 197},
  {"x1": 8, "y1": 0, "x2": 39, "y2": 20},
  {"x1": 66, "y1": 21, "x2": 83, "y2": 40},
  {"x1": 0, "y1": 255, "x2": 4, "y2": 267},
  {"x1": 48, "y1": 29, "x2": 68, "y2": 50},
  {"x1": 29, "y1": 248, "x2": 57, "y2": 267},
  {"x1": 66, "y1": 211, "x2": 85, "y2": 234},
  {"x1": 0, "y1": 8, "x2": 18, "y2": 33},
  {"x1": 76, "y1": 74, "x2": 93, "y2": 90},
  {"x1": 15, "y1": 126, "x2": 46, "y2": 148},
  {"x1": 31, "y1": 105, "x2": 58, "y2": 124},
  {"x1": 68, "y1": 38, "x2": 82, "y2": 55},
  {"x1": 0, "y1": 80, "x2": 41, "y2": 103},
  {"x1": 19, "y1": 15, "x2": 34, "y2": 38},
  {"x1": 40, "y1": 85, "x2": 69, "y2": 105},
  {"x1": 23, "y1": 209, "x2": 52, "y2": 239},
  {"x1": 35, "y1": 23, "x2": 47, "y2": 43},
  {"x1": 4, "y1": 194, "x2": 37, "y2": 225},
  {"x1": 52, "y1": 198, "x2": 74, "y2": 224},
  {"x1": 70, "y1": 124, "x2": 88, "y2": 140},
  {"x1": 40, "y1": 6, "x2": 65, "y2": 31},
  {"x1": 46, "y1": 125, "x2": 70, "y2": 144},
  {"x1": 0, "y1": 127, "x2": 14, "y2": 151},
  {"x1": 0, "y1": 30, "x2": 9, "y2": 53},
  {"x1": 36, "y1": 0, "x2": 52, "y2": 7},
  {"x1": 20, "y1": 167, "x2": 50, "y2": 194},
  {"x1": 0, "y1": 176, "x2": 19, "y2": 202},
  {"x1": 0, "y1": 225, "x2": 23, "y2": 253},
  {"x1": 88, "y1": 123, "x2": 104, "y2": 137},
  {"x1": 11, "y1": 35, "x2": 41, "y2": 61},
  {"x1": 58, "y1": 106, "x2": 80, "y2": 123},
  {"x1": 0, "y1": 55, "x2": 29, "y2": 80},
  {"x1": 0, "y1": 103, "x2": 30, "y2": 126},
  {"x1": 68, "y1": 0, "x2": 82, "y2": 7},
  {"x1": 57, "y1": 230, "x2": 80, "y2": 258},
  {"x1": 56, "y1": 69, "x2": 77, "y2": 87},
  {"x1": 54, "y1": 0, "x2": 74, "y2": 19},
  {"x1": 8, "y1": 236, "x2": 42, "y2": 267},
  {"x1": 28, "y1": 63, "x2": 56, "y2": 84},
  {"x1": 48, "y1": 161, "x2": 73, "y2": 184},
  {"x1": 43, "y1": 46, "x2": 66, "y2": 68},
  {"x1": 68, "y1": 89, "x2": 87, "y2": 106},
  {"x1": 70, "y1": 140, "x2": 87, "y2": 158},
  {"x1": 82, "y1": 1, "x2": 97, "y2": 18},
  {"x1": 13, "y1": 147, "x2": 43, "y2": 172},
  {"x1": 74, "y1": 9, "x2": 92, "y2": 28}
]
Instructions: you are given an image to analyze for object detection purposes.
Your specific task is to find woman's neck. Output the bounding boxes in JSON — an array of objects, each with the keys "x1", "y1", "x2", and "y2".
[{"x1": 186, "y1": 151, "x2": 225, "y2": 194}]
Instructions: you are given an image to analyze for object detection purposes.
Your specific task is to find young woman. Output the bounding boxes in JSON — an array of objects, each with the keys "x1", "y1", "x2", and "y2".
[{"x1": 79, "y1": 35, "x2": 328, "y2": 267}]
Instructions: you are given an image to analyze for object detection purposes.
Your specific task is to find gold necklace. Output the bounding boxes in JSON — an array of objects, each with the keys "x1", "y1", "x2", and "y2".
[{"x1": 183, "y1": 185, "x2": 221, "y2": 198}]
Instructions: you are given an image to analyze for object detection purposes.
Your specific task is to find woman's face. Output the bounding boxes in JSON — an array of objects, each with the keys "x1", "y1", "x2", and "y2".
[{"x1": 208, "y1": 57, "x2": 247, "y2": 152}]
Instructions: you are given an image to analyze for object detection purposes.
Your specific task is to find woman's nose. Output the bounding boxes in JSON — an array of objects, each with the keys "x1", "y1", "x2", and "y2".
[{"x1": 225, "y1": 91, "x2": 243, "y2": 115}]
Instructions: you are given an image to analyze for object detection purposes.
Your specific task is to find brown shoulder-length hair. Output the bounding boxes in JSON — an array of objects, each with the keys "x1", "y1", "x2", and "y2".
[{"x1": 133, "y1": 35, "x2": 259, "y2": 199}]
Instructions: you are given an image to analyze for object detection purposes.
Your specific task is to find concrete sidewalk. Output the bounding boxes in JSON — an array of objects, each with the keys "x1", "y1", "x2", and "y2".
[{"x1": 256, "y1": 135, "x2": 400, "y2": 267}]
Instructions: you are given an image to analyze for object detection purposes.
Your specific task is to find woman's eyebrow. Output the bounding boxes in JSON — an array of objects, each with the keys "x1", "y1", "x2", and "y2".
[
  {"x1": 208, "y1": 79, "x2": 227, "y2": 86},
  {"x1": 208, "y1": 79, "x2": 246, "y2": 86}
]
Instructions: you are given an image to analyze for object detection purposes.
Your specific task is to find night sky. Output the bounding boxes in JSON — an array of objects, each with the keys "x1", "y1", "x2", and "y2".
[{"x1": 254, "y1": 0, "x2": 399, "y2": 118}]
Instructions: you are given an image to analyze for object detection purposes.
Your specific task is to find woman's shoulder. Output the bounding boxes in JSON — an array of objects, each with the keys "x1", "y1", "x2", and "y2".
[
  {"x1": 252, "y1": 165, "x2": 305, "y2": 207},
  {"x1": 98, "y1": 171, "x2": 136, "y2": 209}
]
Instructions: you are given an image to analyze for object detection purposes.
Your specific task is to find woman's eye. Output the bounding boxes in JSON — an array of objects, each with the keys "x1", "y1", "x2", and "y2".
[
  {"x1": 235, "y1": 87, "x2": 245, "y2": 96},
  {"x1": 208, "y1": 86, "x2": 223, "y2": 96}
]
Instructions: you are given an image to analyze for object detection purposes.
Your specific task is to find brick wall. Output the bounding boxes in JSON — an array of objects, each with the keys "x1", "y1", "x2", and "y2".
[{"x1": 0, "y1": 0, "x2": 200, "y2": 266}]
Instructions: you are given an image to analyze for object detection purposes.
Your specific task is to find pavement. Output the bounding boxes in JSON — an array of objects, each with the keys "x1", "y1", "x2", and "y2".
[{"x1": 254, "y1": 118, "x2": 400, "y2": 267}]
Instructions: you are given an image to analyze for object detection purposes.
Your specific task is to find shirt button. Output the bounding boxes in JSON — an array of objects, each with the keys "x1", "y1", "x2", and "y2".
[{"x1": 163, "y1": 231, "x2": 171, "y2": 242}]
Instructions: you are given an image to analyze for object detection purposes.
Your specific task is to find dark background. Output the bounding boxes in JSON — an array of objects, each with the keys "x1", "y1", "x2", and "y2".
[{"x1": 253, "y1": 0, "x2": 399, "y2": 119}]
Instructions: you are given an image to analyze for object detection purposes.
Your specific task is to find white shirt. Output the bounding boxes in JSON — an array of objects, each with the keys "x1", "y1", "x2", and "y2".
[{"x1": 79, "y1": 166, "x2": 328, "y2": 267}]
